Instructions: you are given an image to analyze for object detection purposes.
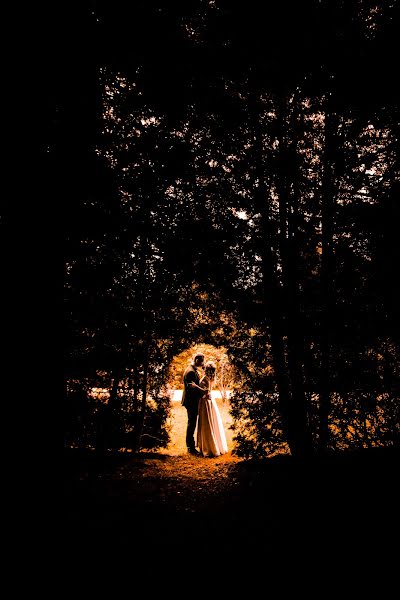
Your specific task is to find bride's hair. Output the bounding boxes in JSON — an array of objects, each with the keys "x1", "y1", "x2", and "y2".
[{"x1": 204, "y1": 361, "x2": 216, "y2": 380}]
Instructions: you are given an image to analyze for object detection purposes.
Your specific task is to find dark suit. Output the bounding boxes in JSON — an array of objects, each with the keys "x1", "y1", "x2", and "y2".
[{"x1": 182, "y1": 364, "x2": 203, "y2": 451}]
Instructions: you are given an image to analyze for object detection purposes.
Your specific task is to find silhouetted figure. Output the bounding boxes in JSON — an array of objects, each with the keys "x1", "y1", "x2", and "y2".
[
  {"x1": 190, "y1": 361, "x2": 228, "y2": 457},
  {"x1": 182, "y1": 353, "x2": 205, "y2": 454}
]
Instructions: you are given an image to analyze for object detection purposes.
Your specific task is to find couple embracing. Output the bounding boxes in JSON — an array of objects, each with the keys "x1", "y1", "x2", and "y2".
[{"x1": 182, "y1": 353, "x2": 228, "y2": 458}]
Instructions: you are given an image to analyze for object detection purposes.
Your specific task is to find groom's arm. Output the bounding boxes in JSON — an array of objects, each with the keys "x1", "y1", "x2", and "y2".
[{"x1": 188, "y1": 380, "x2": 208, "y2": 396}]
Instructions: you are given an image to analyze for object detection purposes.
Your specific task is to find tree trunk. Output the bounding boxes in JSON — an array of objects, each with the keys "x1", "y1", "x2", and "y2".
[
  {"x1": 286, "y1": 208, "x2": 314, "y2": 457},
  {"x1": 134, "y1": 352, "x2": 149, "y2": 453},
  {"x1": 95, "y1": 371, "x2": 120, "y2": 464},
  {"x1": 276, "y1": 96, "x2": 314, "y2": 458},
  {"x1": 252, "y1": 96, "x2": 297, "y2": 456},
  {"x1": 318, "y1": 102, "x2": 338, "y2": 453}
]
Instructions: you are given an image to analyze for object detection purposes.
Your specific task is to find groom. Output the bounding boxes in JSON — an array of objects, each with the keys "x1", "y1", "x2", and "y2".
[{"x1": 182, "y1": 352, "x2": 205, "y2": 455}]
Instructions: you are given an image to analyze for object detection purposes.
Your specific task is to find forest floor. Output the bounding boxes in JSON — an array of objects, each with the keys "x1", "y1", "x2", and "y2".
[{"x1": 62, "y1": 399, "x2": 398, "y2": 591}]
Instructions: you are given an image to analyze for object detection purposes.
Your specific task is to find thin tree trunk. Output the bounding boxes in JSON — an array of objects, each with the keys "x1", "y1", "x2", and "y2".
[
  {"x1": 105, "y1": 372, "x2": 121, "y2": 445},
  {"x1": 286, "y1": 198, "x2": 313, "y2": 457},
  {"x1": 134, "y1": 350, "x2": 149, "y2": 452},
  {"x1": 95, "y1": 371, "x2": 120, "y2": 464},
  {"x1": 319, "y1": 102, "x2": 337, "y2": 453},
  {"x1": 136, "y1": 212, "x2": 152, "y2": 453}
]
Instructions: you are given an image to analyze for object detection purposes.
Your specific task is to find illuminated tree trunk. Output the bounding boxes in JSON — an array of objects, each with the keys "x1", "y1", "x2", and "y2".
[{"x1": 217, "y1": 362, "x2": 233, "y2": 403}]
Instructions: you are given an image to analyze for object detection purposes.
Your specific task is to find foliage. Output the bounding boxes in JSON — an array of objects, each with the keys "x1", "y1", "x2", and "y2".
[
  {"x1": 59, "y1": 1, "x2": 399, "y2": 457},
  {"x1": 64, "y1": 373, "x2": 172, "y2": 451},
  {"x1": 167, "y1": 342, "x2": 240, "y2": 392},
  {"x1": 230, "y1": 389, "x2": 289, "y2": 459}
]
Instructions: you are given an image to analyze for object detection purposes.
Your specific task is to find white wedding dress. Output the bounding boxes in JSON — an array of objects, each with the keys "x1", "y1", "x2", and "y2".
[{"x1": 197, "y1": 375, "x2": 228, "y2": 457}]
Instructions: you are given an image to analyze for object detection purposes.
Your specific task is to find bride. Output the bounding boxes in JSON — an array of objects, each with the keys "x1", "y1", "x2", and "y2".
[{"x1": 189, "y1": 361, "x2": 228, "y2": 457}]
